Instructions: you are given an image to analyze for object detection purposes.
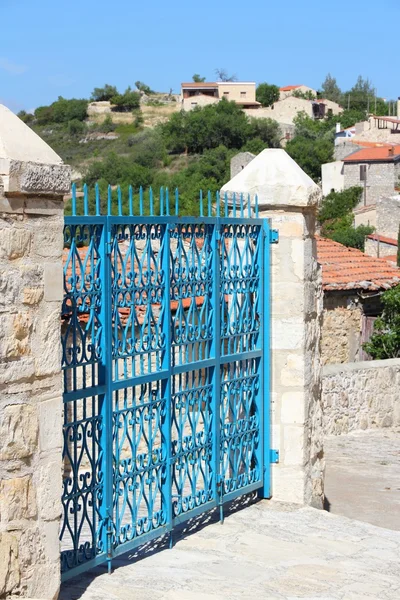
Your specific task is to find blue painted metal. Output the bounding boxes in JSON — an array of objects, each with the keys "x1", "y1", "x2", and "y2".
[
  {"x1": 269, "y1": 229, "x2": 279, "y2": 244},
  {"x1": 269, "y1": 449, "x2": 280, "y2": 464},
  {"x1": 60, "y1": 186, "x2": 271, "y2": 580}
]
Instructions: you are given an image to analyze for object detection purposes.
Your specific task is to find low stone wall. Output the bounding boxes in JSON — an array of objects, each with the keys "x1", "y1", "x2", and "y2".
[{"x1": 322, "y1": 358, "x2": 400, "y2": 434}]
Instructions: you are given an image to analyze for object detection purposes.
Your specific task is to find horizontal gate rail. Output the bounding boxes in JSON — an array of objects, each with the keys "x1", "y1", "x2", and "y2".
[{"x1": 61, "y1": 184, "x2": 270, "y2": 580}]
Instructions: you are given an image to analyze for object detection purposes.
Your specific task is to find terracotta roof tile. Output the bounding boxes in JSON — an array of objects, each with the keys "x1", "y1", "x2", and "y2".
[
  {"x1": 279, "y1": 85, "x2": 302, "y2": 91},
  {"x1": 344, "y1": 145, "x2": 400, "y2": 163},
  {"x1": 181, "y1": 82, "x2": 218, "y2": 88},
  {"x1": 366, "y1": 234, "x2": 398, "y2": 246},
  {"x1": 316, "y1": 236, "x2": 400, "y2": 291}
]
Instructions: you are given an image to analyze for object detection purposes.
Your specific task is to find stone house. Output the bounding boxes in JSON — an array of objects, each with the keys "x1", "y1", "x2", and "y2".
[
  {"x1": 180, "y1": 81, "x2": 261, "y2": 111},
  {"x1": 317, "y1": 236, "x2": 400, "y2": 365},
  {"x1": 279, "y1": 84, "x2": 317, "y2": 100},
  {"x1": 364, "y1": 234, "x2": 397, "y2": 262},
  {"x1": 245, "y1": 95, "x2": 342, "y2": 127},
  {"x1": 343, "y1": 144, "x2": 400, "y2": 206}
]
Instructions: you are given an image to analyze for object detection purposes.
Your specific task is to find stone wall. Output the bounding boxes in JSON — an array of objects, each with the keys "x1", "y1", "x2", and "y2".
[
  {"x1": 0, "y1": 104, "x2": 70, "y2": 600},
  {"x1": 344, "y1": 162, "x2": 395, "y2": 205},
  {"x1": 321, "y1": 294, "x2": 363, "y2": 365},
  {"x1": 376, "y1": 195, "x2": 400, "y2": 239},
  {"x1": 322, "y1": 358, "x2": 400, "y2": 434},
  {"x1": 321, "y1": 161, "x2": 344, "y2": 196},
  {"x1": 364, "y1": 237, "x2": 397, "y2": 258}
]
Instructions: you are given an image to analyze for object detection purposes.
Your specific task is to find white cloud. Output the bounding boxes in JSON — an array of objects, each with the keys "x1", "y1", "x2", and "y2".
[{"x1": 0, "y1": 57, "x2": 27, "y2": 75}]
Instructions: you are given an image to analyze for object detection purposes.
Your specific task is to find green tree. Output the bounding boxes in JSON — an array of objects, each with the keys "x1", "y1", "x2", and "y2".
[
  {"x1": 256, "y1": 83, "x2": 280, "y2": 107},
  {"x1": 292, "y1": 89, "x2": 317, "y2": 100},
  {"x1": 17, "y1": 110, "x2": 34, "y2": 124},
  {"x1": 111, "y1": 87, "x2": 141, "y2": 111},
  {"x1": 91, "y1": 84, "x2": 118, "y2": 102},
  {"x1": 319, "y1": 186, "x2": 362, "y2": 222},
  {"x1": 34, "y1": 97, "x2": 88, "y2": 124},
  {"x1": 286, "y1": 136, "x2": 333, "y2": 181},
  {"x1": 320, "y1": 74, "x2": 342, "y2": 104},
  {"x1": 248, "y1": 117, "x2": 281, "y2": 147},
  {"x1": 135, "y1": 81, "x2": 154, "y2": 95},
  {"x1": 342, "y1": 75, "x2": 387, "y2": 114},
  {"x1": 363, "y1": 285, "x2": 400, "y2": 359},
  {"x1": 192, "y1": 74, "x2": 206, "y2": 83}
]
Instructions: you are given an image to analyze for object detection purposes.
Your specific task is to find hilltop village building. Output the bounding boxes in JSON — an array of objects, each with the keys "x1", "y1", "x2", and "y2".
[{"x1": 180, "y1": 81, "x2": 261, "y2": 110}]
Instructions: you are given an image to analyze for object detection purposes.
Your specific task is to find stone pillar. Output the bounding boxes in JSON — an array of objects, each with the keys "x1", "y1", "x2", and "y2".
[
  {"x1": 221, "y1": 149, "x2": 324, "y2": 508},
  {"x1": 0, "y1": 105, "x2": 70, "y2": 599}
]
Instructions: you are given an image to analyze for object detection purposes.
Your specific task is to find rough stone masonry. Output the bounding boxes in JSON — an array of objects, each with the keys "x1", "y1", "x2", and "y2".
[{"x1": 0, "y1": 104, "x2": 70, "y2": 600}]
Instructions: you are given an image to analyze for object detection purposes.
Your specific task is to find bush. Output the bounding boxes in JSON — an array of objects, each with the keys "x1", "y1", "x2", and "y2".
[
  {"x1": 17, "y1": 110, "x2": 34, "y2": 124},
  {"x1": 68, "y1": 119, "x2": 86, "y2": 136},
  {"x1": 99, "y1": 115, "x2": 116, "y2": 133},
  {"x1": 363, "y1": 285, "x2": 400, "y2": 359},
  {"x1": 111, "y1": 88, "x2": 140, "y2": 112},
  {"x1": 91, "y1": 84, "x2": 118, "y2": 102},
  {"x1": 319, "y1": 187, "x2": 362, "y2": 222},
  {"x1": 323, "y1": 217, "x2": 374, "y2": 251},
  {"x1": 34, "y1": 97, "x2": 88, "y2": 125}
]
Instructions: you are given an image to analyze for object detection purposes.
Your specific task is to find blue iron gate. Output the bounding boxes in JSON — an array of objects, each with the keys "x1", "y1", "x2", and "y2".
[{"x1": 60, "y1": 185, "x2": 272, "y2": 580}]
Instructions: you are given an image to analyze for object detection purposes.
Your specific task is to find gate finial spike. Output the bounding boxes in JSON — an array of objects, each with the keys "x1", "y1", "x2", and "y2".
[
  {"x1": 207, "y1": 190, "x2": 212, "y2": 217},
  {"x1": 95, "y1": 183, "x2": 100, "y2": 216},
  {"x1": 83, "y1": 183, "x2": 88, "y2": 216},
  {"x1": 149, "y1": 187, "x2": 154, "y2": 216},
  {"x1": 107, "y1": 184, "x2": 112, "y2": 216},
  {"x1": 71, "y1": 182, "x2": 76, "y2": 216},
  {"x1": 174, "y1": 188, "x2": 178, "y2": 217},
  {"x1": 199, "y1": 189, "x2": 204, "y2": 218},
  {"x1": 216, "y1": 191, "x2": 220, "y2": 217},
  {"x1": 232, "y1": 192, "x2": 236, "y2": 218},
  {"x1": 117, "y1": 185, "x2": 122, "y2": 216},
  {"x1": 139, "y1": 186, "x2": 143, "y2": 216},
  {"x1": 224, "y1": 191, "x2": 228, "y2": 217},
  {"x1": 160, "y1": 187, "x2": 164, "y2": 216},
  {"x1": 129, "y1": 185, "x2": 133, "y2": 216}
]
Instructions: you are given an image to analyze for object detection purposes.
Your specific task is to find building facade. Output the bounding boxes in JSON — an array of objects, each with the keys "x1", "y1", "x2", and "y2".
[{"x1": 180, "y1": 82, "x2": 260, "y2": 110}]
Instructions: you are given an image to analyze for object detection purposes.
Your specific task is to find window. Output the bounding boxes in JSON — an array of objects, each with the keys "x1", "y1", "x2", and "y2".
[
  {"x1": 223, "y1": 91, "x2": 229, "y2": 96},
  {"x1": 360, "y1": 165, "x2": 367, "y2": 181},
  {"x1": 240, "y1": 91, "x2": 246, "y2": 98},
  {"x1": 191, "y1": 102, "x2": 198, "y2": 107}
]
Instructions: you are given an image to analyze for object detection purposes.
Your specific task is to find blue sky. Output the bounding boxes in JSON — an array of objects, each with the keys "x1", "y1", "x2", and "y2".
[{"x1": 1, "y1": 0, "x2": 398, "y2": 112}]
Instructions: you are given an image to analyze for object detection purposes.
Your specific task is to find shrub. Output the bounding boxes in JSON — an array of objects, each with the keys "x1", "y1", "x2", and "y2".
[
  {"x1": 111, "y1": 88, "x2": 141, "y2": 112},
  {"x1": 99, "y1": 115, "x2": 116, "y2": 133},
  {"x1": 256, "y1": 83, "x2": 280, "y2": 107},
  {"x1": 68, "y1": 119, "x2": 86, "y2": 136},
  {"x1": 91, "y1": 84, "x2": 118, "y2": 102},
  {"x1": 363, "y1": 285, "x2": 400, "y2": 359}
]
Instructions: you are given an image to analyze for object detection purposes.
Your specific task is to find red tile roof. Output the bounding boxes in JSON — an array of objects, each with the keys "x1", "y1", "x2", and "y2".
[
  {"x1": 279, "y1": 85, "x2": 302, "y2": 91},
  {"x1": 344, "y1": 145, "x2": 400, "y2": 163},
  {"x1": 316, "y1": 236, "x2": 400, "y2": 291},
  {"x1": 366, "y1": 234, "x2": 398, "y2": 246}
]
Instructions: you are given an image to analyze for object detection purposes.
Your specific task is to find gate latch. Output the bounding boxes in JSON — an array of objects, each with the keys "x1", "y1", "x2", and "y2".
[
  {"x1": 269, "y1": 229, "x2": 279, "y2": 244},
  {"x1": 270, "y1": 449, "x2": 279, "y2": 464}
]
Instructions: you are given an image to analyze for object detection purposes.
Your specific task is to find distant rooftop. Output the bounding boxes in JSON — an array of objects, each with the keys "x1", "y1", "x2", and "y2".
[
  {"x1": 343, "y1": 144, "x2": 400, "y2": 163},
  {"x1": 279, "y1": 85, "x2": 302, "y2": 91},
  {"x1": 316, "y1": 236, "x2": 400, "y2": 291}
]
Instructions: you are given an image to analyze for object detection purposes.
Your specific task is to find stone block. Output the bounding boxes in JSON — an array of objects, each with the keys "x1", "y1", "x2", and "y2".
[
  {"x1": 271, "y1": 465, "x2": 305, "y2": 504},
  {"x1": 0, "y1": 356, "x2": 35, "y2": 386},
  {"x1": 0, "y1": 226, "x2": 31, "y2": 260},
  {"x1": 271, "y1": 317, "x2": 304, "y2": 350},
  {"x1": 34, "y1": 309, "x2": 62, "y2": 377},
  {"x1": 32, "y1": 222, "x2": 63, "y2": 260},
  {"x1": 0, "y1": 403, "x2": 38, "y2": 460},
  {"x1": 283, "y1": 425, "x2": 305, "y2": 466},
  {"x1": 23, "y1": 287, "x2": 44, "y2": 305},
  {"x1": 38, "y1": 397, "x2": 62, "y2": 453},
  {"x1": 44, "y1": 263, "x2": 63, "y2": 302},
  {"x1": 0, "y1": 270, "x2": 19, "y2": 313},
  {"x1": 0, "y1": 531, "x2": 20, "y2": 596},
  {"x1": 0, "y1": 475, "x2": 37, "y2": 521},
  {"x1": 37, "y1": 460, "x2": 63, "y2": 521},
  {"x1": 281, "y1": 392, "x2": 305, "y2": 424}
]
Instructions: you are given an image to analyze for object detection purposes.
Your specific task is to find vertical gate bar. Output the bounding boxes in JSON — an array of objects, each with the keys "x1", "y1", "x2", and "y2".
[
  {"x1": 104, "y1": 217, "x2": 114, "y2": 571},
  {"x1": 259, "y1": 219, "x2": 271, "y2": 499},
  {"x1": 160, "y1": 223, "x2": 173, "y2": 543},
  {"x1": 210, "y1": 220, "x2": 222, "y2": 519}
]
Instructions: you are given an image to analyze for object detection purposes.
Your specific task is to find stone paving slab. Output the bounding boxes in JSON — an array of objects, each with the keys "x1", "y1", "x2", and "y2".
[
  {"x1": 60, "y1": 499, "x2": 400, "y2": 600},
  {"x1": 324, "y1": 429, "x2": 400, "y2": 531}
]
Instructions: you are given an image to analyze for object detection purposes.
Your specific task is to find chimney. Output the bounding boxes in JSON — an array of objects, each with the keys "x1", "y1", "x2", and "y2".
[
  {"x1": 398, "y1": 97, "x2": 400, "y2": 119},
  {"x1": 335, "y1": 122, "x2": 341, "y2": 134}
]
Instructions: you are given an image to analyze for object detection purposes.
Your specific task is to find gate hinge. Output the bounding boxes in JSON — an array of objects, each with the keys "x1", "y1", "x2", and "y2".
[
  {"x1": 269, "y1": 229, "x2": 279, "y2": 244},
  {"x1": 270, "y1": 449, "x2": 279, "y2": 464}
]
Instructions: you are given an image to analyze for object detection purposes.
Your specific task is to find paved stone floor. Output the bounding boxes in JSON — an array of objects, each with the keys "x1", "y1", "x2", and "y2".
[
  {"x1": 60, "y1": 497, "x2": 400, "y2": 600},
  {"x1": 324, "y1": 429, "x2": 400, "y2": 531}
]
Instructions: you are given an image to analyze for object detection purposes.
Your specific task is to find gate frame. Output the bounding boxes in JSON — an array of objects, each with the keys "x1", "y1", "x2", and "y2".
[{"x1": 61, "y1": 188, "x2": 274, "y2": 580}]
